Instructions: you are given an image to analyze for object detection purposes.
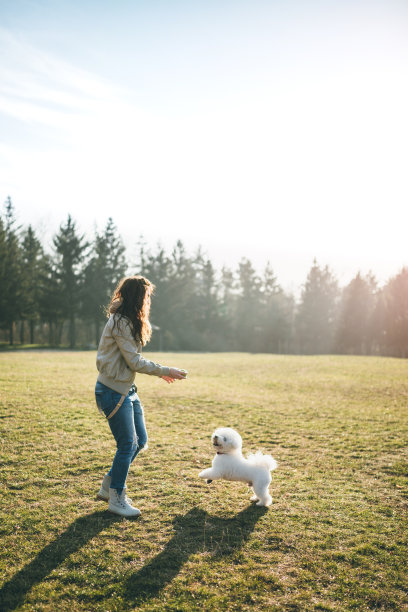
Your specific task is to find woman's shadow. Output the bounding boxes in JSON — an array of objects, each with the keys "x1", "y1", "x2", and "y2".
[
  {"x1": 124, "y1": 504, "x2": 268, "y2": 605},
  {"x1": 0, "y1": 505, "x2": 267, "y2": 610},
  {"x1": 0, "y1": 510, "x2": 120, "y2": 611}
]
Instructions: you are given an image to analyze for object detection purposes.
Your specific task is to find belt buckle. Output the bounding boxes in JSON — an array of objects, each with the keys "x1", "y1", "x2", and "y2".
[{"x1": 129, "y1": 384, "x2": 137, "y2": 398}]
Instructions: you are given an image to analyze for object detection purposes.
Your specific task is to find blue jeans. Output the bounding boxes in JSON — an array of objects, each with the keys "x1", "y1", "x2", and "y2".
[{"x1": 95, "y1": 381, "x2": 148, "y2": 493}]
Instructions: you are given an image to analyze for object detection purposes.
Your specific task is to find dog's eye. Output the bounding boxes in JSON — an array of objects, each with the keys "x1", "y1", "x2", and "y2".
[{"x1": 223, "y1": 437, "x2": 227, "y2": 441}]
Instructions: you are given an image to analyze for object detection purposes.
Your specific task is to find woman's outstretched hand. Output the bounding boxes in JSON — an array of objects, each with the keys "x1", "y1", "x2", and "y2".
[{"x1": 161, "y1": 368, "x2": 187, "y2": 383}]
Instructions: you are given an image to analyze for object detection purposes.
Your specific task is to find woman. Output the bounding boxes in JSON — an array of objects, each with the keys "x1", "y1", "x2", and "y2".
[{"x1": 95, "y1": 275, "x2": 186, "y2": 517}]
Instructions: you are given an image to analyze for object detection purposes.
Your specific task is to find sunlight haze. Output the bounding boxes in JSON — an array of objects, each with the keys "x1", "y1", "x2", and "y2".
[{"x1": 1, "y1": 0, "x2": 407, "y2": 290}]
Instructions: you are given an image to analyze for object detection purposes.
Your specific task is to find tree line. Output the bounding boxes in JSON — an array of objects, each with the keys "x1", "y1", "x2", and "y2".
[{"x1": 1, "y1": 197, "x2": 407, "y2": 357}]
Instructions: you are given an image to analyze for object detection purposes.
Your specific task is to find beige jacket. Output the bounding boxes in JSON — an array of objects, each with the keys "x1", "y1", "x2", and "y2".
[{"x1": 96, "y1": 314, "x2": 170, "y2": 395}]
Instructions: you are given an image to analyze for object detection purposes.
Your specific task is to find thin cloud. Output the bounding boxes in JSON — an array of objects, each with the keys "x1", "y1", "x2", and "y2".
[{"x1": 0, "y1": 27, "x2": 128, "y2": 132}]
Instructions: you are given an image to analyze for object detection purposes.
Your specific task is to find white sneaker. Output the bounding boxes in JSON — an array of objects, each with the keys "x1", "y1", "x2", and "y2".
[
  {"x1": 108, "y1": 488, "x2": 141, "y2": 518},
  {"x1": 96, "y1": 474, "x2": 111, "y2": 501}
]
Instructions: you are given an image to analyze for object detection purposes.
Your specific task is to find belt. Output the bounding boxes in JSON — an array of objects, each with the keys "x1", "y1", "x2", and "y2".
[
  {"x1": 106, "y1": 395, "x2": 126, "y2": 419},
  {"x1": 106, "y1": 384, "x2": 138, "y2": 419}
]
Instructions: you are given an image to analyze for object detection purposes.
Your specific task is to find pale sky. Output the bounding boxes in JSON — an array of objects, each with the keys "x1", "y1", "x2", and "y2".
[{"x1": 1, "y1": 0, "x2": 407, "y2": 292}]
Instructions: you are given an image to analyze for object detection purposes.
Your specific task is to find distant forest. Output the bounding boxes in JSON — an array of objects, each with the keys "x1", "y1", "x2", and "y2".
[{"x1": 1, "y1": 197, "x2": 407, "y2": 357}]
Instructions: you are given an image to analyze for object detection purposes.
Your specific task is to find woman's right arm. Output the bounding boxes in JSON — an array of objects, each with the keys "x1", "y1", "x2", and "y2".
[{"x1": 161, "y1": 368, "x2": 187, "y2": 383}]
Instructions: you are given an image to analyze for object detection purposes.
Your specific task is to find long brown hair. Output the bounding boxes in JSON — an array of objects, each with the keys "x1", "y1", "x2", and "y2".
[{"x1": 107, "y1": 276, "x2": 155, "y2": 346}]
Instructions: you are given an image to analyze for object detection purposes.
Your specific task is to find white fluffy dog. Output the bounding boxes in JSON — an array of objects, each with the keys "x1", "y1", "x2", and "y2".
[{"x1": 199, "y1": 427, "x2": 277, "y2": 507}]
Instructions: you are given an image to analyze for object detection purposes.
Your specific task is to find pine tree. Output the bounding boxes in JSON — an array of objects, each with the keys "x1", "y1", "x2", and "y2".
[
  {"x1": 0, "y1": 215, "x2": 7, "y2": 335},
  {"x1": 0, "y1": 198, "x2": 22, "y2": 344},
  {"x1": 369, "y1": 288, "x2": 387, "y2": 355},
  {"x1": 201, "y1": 258, "x2": 218, "y2": 334},
  {"x1": 82, "y1": 218, "x2": 127, "y2": 345},
  {"x1": 192, "y1": 252, "x2": 220, "y2": 350},
  {"x1": 382, "y1": 268, "x2": 408, "y2": 357},
  {"x1": 20, "y1": 225, "x2": 47, "y2": 344},
  {"x1": 167, "y1": 240, "x2": 200, "y2": 350},
  {"x1": 138, "y1": 242, "x2": 174, "y2": 350},
  {"x1": 218, "y1": 266, "x2": 236, "y2": 349},
  {"x1": 53, "y1": 215, "x2": 88, "y2": 348},
  {"x1": 38, "y1": 254, "x2": 65, "y2": 345},
  {"x1": 296, "y1": 260, "x2": 339, "y2": 354},
  {"x1": 334, "y1": 272, "x2": 377, "y2": 354},
  {"x1": 259, "y1": 262, "x2": 294, "y2": 353},
  {"x1": 235, "y1": 258, "x2": 262, "y2": 351}
]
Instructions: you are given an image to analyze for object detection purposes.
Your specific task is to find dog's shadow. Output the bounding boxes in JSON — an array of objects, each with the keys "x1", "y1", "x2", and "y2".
[{"x1": 124, "y1": 504, "x2": 268, "y2": 604}]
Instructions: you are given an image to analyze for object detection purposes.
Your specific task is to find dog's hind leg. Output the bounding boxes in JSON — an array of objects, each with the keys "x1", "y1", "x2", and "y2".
[
  {"x1": 252, "y1": 477, "x2": 272, "y2": 507},
  {"x1": 256, "y1": 494, "x2": 272, "y2": 507},
  {"x1": 249, "y1": 486, "x2": 259, "y2": 502}
]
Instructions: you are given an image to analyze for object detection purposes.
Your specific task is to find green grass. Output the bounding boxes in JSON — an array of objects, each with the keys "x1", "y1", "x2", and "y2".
[{"x1": 0, "y1": 352, "x2": 407, "y2": 611}]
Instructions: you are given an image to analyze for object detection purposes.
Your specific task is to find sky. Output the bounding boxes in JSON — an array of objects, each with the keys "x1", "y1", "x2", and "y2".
[{"x1": 0, "y1": 0, "x2": 407, "y2": 293}]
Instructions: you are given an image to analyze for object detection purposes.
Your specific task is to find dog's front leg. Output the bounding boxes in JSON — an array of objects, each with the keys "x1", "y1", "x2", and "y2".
[{"x1": 199, "y1": 468, "x2": 216, "y2": 483}]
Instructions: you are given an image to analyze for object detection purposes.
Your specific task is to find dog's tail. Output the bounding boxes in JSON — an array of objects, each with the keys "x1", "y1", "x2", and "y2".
[{"x1": 247, "y1": 451, "x2": 278, "y2": 471}]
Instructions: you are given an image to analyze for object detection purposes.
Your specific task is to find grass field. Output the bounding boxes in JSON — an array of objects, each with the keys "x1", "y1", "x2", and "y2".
[{"x1": 0, "y1": 351, "x2": 407, "y2": 611}]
